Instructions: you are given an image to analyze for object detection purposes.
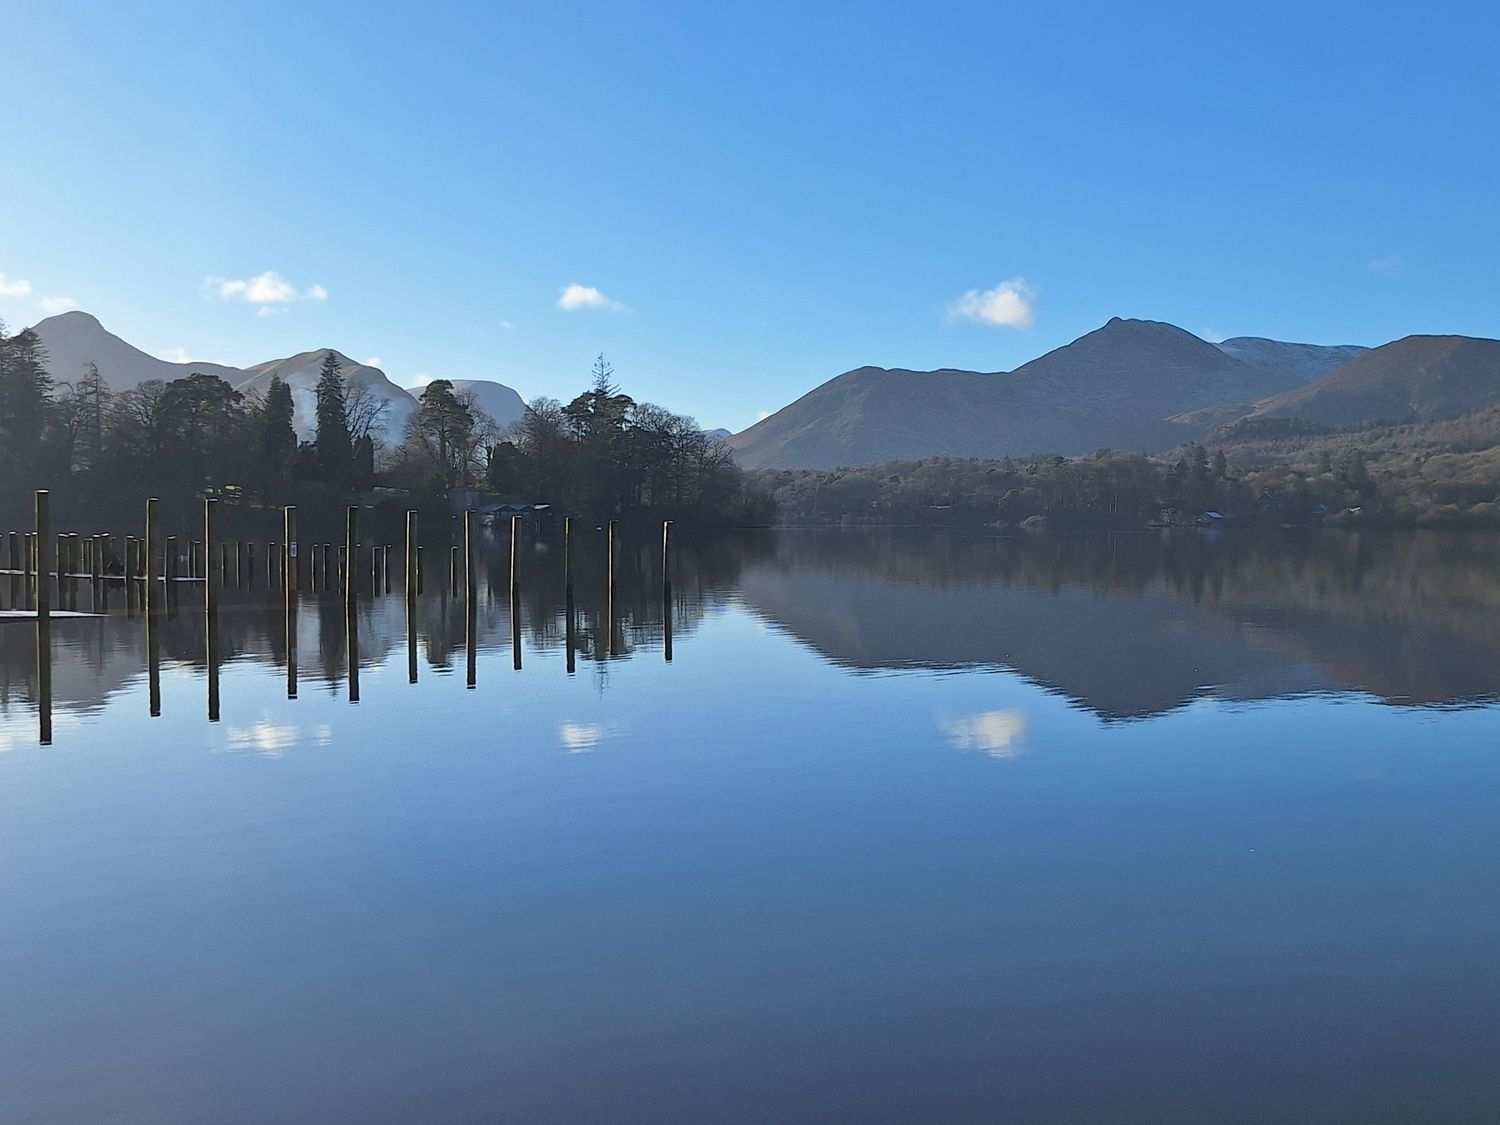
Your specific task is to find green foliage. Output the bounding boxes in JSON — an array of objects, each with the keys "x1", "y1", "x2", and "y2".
[
  {"x1": 485, "y1": 359, "x2": 772, "y2": 526},
  {"x1": 314, "y1": 351, "x2": 352, "y2": 482}
]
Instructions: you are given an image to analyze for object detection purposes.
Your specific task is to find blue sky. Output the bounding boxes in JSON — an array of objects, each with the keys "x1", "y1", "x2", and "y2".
[{"x1": 1, "y1": 0, "x2": 1496, "y2": 430}]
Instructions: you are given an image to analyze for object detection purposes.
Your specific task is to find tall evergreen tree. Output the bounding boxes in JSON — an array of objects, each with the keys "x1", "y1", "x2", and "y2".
[
  {"x1": 0, "y1": 324, "x2": 57, "y2": 480},
  {"x1": 313, "y1": 351, "x2": 352, "y2": 482},
  {"x1": 259, "y1": 375, "x2": 298, "y2": 494}
]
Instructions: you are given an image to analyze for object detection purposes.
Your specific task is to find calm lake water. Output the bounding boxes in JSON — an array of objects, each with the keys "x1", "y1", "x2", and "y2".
[{"x1": 4, "y1": 527, "x2": 1500, "y2": 1123}]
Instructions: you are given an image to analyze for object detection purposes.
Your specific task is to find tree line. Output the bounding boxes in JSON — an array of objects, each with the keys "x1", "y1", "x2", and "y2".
[
  {"x1": 754, "y1": 438, "x2": 1500, "y2": 529},
  {"x1": 0, "y1": 322, "x2": 771, "y2": 528}
]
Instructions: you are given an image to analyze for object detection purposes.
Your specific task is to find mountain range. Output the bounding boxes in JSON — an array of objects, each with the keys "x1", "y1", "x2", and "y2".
[
  {"x1": 731, "y1": 320, "x2": 1500, "y2": 469},
  {"x1": 28, "y1": 311, "x2": 527, "y2": 444}
]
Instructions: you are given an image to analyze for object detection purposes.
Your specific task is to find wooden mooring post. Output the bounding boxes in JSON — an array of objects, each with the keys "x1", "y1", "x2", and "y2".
[
  {"x1": 510, "y1": 514, "x2": 522, "y2": 671},
  {"x1": 145, "y1": 497, "x2": 161, "y2": 717}
]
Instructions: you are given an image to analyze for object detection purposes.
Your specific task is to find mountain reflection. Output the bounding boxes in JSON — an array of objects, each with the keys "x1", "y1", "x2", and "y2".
[
  {"x1": 3, "y1": 529, "x2": 1499, "y2": 728},
  {"x1": 735, "y1": 529, "x2": 1500, "y2": 718}
]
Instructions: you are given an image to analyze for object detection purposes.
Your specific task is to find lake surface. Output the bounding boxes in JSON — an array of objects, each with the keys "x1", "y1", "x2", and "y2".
[{"x1": 4, "y1": 527, "x2": 1500, "y2": 1123}]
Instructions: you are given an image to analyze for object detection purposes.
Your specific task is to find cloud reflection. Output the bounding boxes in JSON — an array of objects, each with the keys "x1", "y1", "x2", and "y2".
[
  {"x1": 224, "y1": 721, "x2": 332, "y2": 758},
  {"x1": 559, "y1": 722, "x2": 606, "y2": 753},
  {"x1": 942, "y1": 710, "x2": 1028, "y2": 759}
]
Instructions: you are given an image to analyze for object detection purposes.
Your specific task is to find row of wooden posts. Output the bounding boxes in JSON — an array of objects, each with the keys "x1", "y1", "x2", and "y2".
[
  {"x1": 8, "y1": 491, "x2": 674, "y2": 618},
  {"x1": 19, "y1": 489, "x2": 675, "y2": 744}
]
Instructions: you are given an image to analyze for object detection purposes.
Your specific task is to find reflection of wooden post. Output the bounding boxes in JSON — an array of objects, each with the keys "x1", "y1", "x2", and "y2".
[
  {"x1": 449, "y1": 545, "x2": 460, "y2": 597},
  {"x1": 565, "y1": 584, "x2": 576, "y2": 675}
]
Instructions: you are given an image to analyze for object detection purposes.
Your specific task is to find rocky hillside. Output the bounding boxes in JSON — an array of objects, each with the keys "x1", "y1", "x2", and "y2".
[
  {"x1": 730, "y1": 319, "x2": 1303, "y2": 469},
  {"x1": 1245, "y1": 335, "x2": 1500, "y2": 427}
]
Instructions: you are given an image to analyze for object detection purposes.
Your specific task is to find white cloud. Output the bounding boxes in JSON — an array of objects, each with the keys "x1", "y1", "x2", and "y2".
[
  {"x1": 945, "y1": 278, "x2": 1036, "y2": 328},
  {"x1": 1200, "y1": 327, "x2": 1227, "y2": 343},
  {"x1": 160, "y1": 346, "x2": 229, "y2": 366},
  {"x1": 37, "y1": 296, "x2": 77, "y2": 314},
  {"x1": 363, "y1": 356, "x2": 382, "y2": 368},
  {"x1": 207, "y1": 271, "x2": 328, "y2": 310},
  {"x1": 557, "y1": 283, "x2": 627, "y2": 313},
  {"x1": 407, "y1": 372, "x2": 435, "y2": 388},
  {"x1": 0, "y1": 272, "x2": 33, "y2": 298},
  {"x1": 942, "y1": 710, "x2": 1028, "y2": 759},
  {"x1": 756, "y1": 410, "x2": 772, "y2": 422},
  {"x1": 499, "y1": 320, "x2": 515, "y2": 331},
  {"x1": 1367, "y1": 255, "x2": 1403, "y2": 276}
]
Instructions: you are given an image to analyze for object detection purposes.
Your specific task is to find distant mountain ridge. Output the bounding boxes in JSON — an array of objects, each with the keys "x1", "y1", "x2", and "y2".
[
  {"x1": 27, "y1": 310, "x2": 528, "y2": 446},
  {"x1": 1244, "y1": 335, "x2": 1500, "y2": 427},
  {"x1": 1212, "y1": 337, "x2": 1368, "y2": 383},
  {"x1": 731, "y1": 318, "x2": 1320, "y2": 469},
  {"x1": 29, "y1": 311, "x2": 243, "y2": 389}
]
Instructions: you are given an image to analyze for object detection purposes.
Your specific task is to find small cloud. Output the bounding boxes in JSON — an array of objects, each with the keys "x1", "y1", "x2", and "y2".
[
  {"x1": 160, "y1": 347, "x2": 229, "y2": 366},
  {"x1": 207, "y1": 271, "x2": 328, "y2": 310},
  {"x1": 363, "y1": 356, "x2": 382, "y2": 368},
  {"x1": 407, "y1": 373, "x2": 435, "y2": 388},
  {"x1": 1200, "y1": 327, "x2": 1227, "y2": 344},
  {"x1": 0, "y1": 272, "x2": 33, "y2": 298},
  {"x1": 945, "y1": 278, "x2": 1036, "y2": 328},
  {"x1": 557, "y1": 283, "x2": 628, "y2": 313},
  {"x1": 1367, "y1": 255, "x2": 1403, "y2": 276},
  {"x1": 37, "y1": 296, "x2": 77, "y2": 314},
  {"x1": 942, "y1": 710, "x2": 1028, "y2": 759},
  {"x1": 756, "y1": 410, "x2": 772, "y2": 422},
  {"x1": 499, "y1": 320, "x2": 515, "y2": 331}
]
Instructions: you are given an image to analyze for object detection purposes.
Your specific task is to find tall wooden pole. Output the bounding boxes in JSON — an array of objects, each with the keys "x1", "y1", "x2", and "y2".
[
  {"x1": 35, "y1": 492, "x2": 51, "y2": 744},
  {"x1": 607, "y1": 519, "x2": 618, "y2": 657},
  {"x1": 464, "y1": 509, "x2": 476, "y2": 689},
  {"x1": 205, "y1": 498, "x2": 219, "y2": 722},
  {"x1": 145, "y1": 497, "x2": 161, "y2": 717},
  {"x1": 405, "y1": 510, "x2": 419, "y2": 685},
  {"x1": 34, "y1": 492, "x2": 49, "y2": 621},
  {"x1": 346, "y1": 505, "x2": 359, "y2": 703},
  {"x1": 510, "y1": 514, "x2": 522, "y2": 671},
  {"x1": 284, "y1": 506, "x2": 298, "y2": 598}
]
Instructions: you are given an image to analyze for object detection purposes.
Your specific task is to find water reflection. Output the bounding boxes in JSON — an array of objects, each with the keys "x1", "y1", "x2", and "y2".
[{"x1": 5, "y1": 528, "x2": 1500, "y2": 741}]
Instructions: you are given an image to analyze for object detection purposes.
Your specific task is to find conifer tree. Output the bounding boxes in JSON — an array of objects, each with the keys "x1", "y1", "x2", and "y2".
[{"x1": 313, "y1": 351, "x2": 352, "y2": 482}]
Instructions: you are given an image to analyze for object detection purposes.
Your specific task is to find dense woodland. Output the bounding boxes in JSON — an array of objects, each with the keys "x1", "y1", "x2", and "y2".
[
  {"x1": 755, "y1": 425, "x2": 1500, "y2": 529},
  {"x1": 0, "y1": 322, "x2": 767, "y2": 532}
]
